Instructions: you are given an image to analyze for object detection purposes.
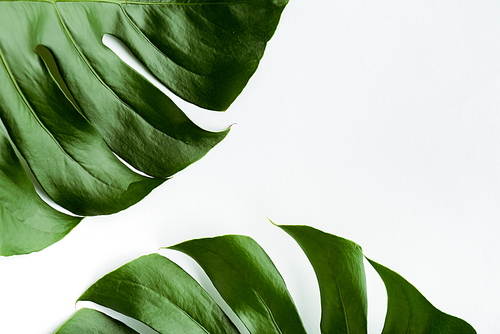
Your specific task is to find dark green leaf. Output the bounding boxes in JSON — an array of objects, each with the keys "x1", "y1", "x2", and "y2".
[
  {"x1": 169, "y1": 234, "x2": 307, "y2": 334},
  {"x1": 0, "y1": 49, "x2": 166, "y2": 216},
  {"x1": 78, "y1": 253, "x2": 240, "y2": 334},
  {"x1": 278, "y1": 224, "x2": 368, "y2": 334},
  {"x1": 55, "y1": 308, "x2": 138, "y2": 334},
  {"x1": 0, "y1": 0, "x2": 287, "y2": 254},
  {"x1": 59, "y1": 225, "x2": 476, "y2": 333},
  {"x1": 367, "y1": 259, "x2": 476, "y2": 334},
  {"x1": 0, "y1": 128, "x2": 81, "y2": 256}
]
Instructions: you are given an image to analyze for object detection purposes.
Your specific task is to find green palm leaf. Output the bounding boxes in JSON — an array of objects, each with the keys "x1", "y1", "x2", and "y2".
[
  {"x1": 168, "y1": 234, "x2": 307, "y2": 334},
  {"x1": 0, "y1": 0, "x2": 288, "y2": 255},
  {"x1": 57, "y1": 224, "x2": 476, "y2": 333},
  {"x1": 367, "y1": 259, "x2": 476, "y2": 334},
  {"x1": 278, "y1": 224, "x2": 368, "y2": 334},
  {"x1": 76, "y1": 253, "x2": 240, "y2": 334}
]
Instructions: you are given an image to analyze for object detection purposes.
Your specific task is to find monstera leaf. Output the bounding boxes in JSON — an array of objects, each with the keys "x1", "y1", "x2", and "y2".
[
  {"x1": 0, "y1": 0, "x2": 288, "y2": 255},
  {"x1": 56, "y1": 224, "x2": 476, "y2": 334}
]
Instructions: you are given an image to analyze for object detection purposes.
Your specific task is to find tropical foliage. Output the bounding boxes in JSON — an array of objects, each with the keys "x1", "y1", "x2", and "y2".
[
  {"x1": 56, "y1": 224, "x2": 476, "y2": 333},
  {"x1": 0, "y1": 0, "x2": 288, "y2": 255}
]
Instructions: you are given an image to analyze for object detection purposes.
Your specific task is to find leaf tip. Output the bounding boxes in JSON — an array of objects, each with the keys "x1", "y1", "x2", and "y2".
[{"x1": 267, "y1": 217, "x2": 278, "y2": 227}]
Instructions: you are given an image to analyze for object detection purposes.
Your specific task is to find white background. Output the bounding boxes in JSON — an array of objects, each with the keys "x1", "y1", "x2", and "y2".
[{"x1": 1, "y1": 1, "x2": 499, "y2": 333}]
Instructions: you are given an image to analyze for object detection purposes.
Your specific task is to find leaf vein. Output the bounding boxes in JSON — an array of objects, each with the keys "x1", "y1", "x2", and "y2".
[
  {"x1": 107, "y1": 278, "x2": 212, "y2": 333},
  {"x1": 192, "y1": 244, "x2": 285, "y2": 334}
]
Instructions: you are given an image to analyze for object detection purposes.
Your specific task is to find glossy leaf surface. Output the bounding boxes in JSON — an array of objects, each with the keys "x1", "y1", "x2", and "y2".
[
  {"x1": 169, "y1": 234, "x2": 307, "y2": 334},
  {"x1": 55, "y1": 308, "x2": 138, "y2": 334},
  {"x1": 0, "y1": 0, "x2": 287, "y2": 255},
  {"x1": 278, "y1": 224, "x2": 368, "y2": 334},
  {"x1": 367, "y1": 259, "x2": 477, "y2": 334},
  {"x1": 78, "y1": 253, "x2": 239, "y2": 334}
]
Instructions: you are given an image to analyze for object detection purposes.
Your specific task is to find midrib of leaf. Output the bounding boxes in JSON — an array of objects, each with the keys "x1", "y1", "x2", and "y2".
[{"x1": 103, "y1": 278, "x2": 212, "y2": 334}]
